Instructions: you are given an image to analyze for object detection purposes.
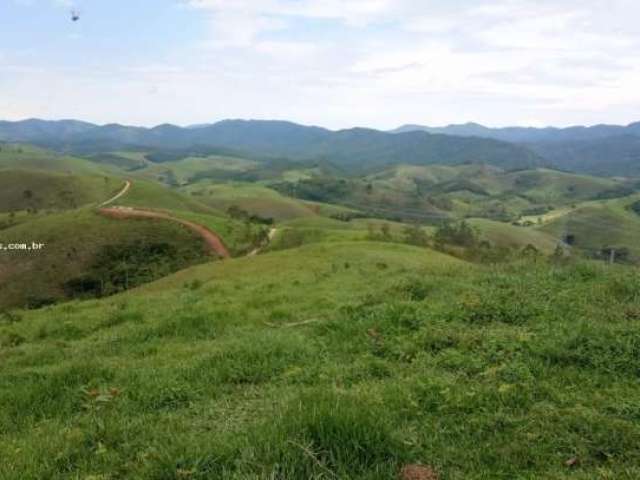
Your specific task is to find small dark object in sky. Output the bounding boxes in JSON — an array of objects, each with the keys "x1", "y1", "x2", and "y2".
[{"x1": 71, "y1": 9, "x2": 80, "y2": 22}]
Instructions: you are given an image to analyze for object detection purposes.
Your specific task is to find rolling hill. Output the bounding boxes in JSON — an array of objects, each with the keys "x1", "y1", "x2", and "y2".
[
  {"x1": 0, "y1": 170, "x2": 123, "y2": 214},
  {"x1": 2, "y1": 129, "x2": 640, "y2": 479},
  {"x1": 3, "y1": 239, "x2": 640, "y2": 478},
  {"x1": 271, "y1": 164, "x2": 636, "y2": 223}
]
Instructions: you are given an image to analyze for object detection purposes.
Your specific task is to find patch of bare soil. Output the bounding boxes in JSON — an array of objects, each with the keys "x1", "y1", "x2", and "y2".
[{"x1": 400, "y1": 464, "x2": 439, "y2": 480}]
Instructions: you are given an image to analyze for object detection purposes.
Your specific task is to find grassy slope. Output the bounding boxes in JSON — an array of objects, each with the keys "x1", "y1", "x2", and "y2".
[
  {"x1": 0, "y1": 175, "x2": 264, "y2": 307},
  {"x1": 165, "y1": 209, "x2": 266, "y2": 256},
  {"x1": 0, "y1": 169, "x2": 124, "y2": 213},
  {"x1": 0, "y1": 209, "x2": 213, "y2": 308},
  {"x1": 182, "y1": 182, "x2": 317, "y2": 221},
  {"x1": 0, "y1": 144, "x2": 105, "y2": 175},
  {"x1": 540, "y1": 194, "x2": 640, "y2": 259},
  {"x1": 468, "y1": 218, "x2": 559, "y2": 254},
  {"x1": 357, "y1": 165, "x2": 629, "y2": 220},
  {"x1": 497, "y1": 168, "x2": 619, "y2": 204},
  {"x1": 112, "y1": 179, "x2": 221, "y2": 215},
  {"x1": 133, "y1": 155, "x2": 259, "y2": 185},
  {"x1": 1, "y1": 243, "x2": 639, "y2": 479}
]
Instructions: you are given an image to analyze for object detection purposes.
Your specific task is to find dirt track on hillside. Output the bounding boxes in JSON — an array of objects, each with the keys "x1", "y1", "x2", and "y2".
[
  {"x1": 100, "y1": 180, "x2": 132, "y2": 207},
  {"x1": 99, "y1": 207, "x2": 231, "y2": 259}
]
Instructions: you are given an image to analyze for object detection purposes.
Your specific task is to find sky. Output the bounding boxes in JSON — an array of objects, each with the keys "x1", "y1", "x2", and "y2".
[{"x1": 1, "y1": 0, "x2": 639, "y2": 130}]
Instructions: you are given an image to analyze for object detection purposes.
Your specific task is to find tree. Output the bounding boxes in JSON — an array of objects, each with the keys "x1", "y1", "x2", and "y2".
[
  {"x1": 403, "y1": 224, "x2": 429, "y2": 247},
  {"x1": 434, "y1": 220, "x2": 478, "y2": 248},
  {"x1": 380, "y1": 223, "x2": 392, "y2": 241}
]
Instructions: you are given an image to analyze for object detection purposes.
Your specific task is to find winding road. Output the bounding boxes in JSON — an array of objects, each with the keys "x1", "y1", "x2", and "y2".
[
  {"x1": 96, "y1": 180, "x2": 275, "y2": 259},
  {"x1": 100, "y1": 180, "x2": 132, "y2": 207},
  {"x1": 99, "y1": 206, "x2": 231, "y2": 258}
]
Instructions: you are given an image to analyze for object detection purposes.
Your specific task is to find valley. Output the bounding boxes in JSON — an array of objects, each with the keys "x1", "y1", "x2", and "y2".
[{"x1": 1, "y1": 119, "x2": 640, "y2": 479}]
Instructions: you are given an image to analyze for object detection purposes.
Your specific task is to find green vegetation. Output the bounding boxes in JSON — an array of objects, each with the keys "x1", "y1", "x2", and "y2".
[
  {"x1": 0, "y1": 209, "x2": 212, "y2": 309},
  {"x1": 0, "y1": 144, "x2": 105, "y2": 175},
  {"x1": 271, "y1": 165, "x2": 635, "y2": 223},
  {"x1": 111, "y1": 179, "x2": 219, "y2": 214},
  {"x1": 541, "y1": 195, "x2": 640, "y2": 262},
  {"x1": 183, "y1": 182, "x2": 318, "y2": 221},
  {"x1": 0, "y1": 169, "x2": 122, "y2": 213},
  {"x1": 2, "y1": 243, "x2": 640, "y2": 478},
  {"x1": 2, "y1": 135, "x2": 640, "y2": 479},
  {"x1": 127, "y1": 153, "x2": 259, "y2": 186}
]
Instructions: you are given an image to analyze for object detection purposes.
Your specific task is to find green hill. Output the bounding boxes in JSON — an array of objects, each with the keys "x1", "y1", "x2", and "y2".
[
  {"x1": 2, "y1": 241, "x2": 640, "y2": 478},
  {"x1": 182, "y1": 182, "x2": 320, "y2": 221},
  {"x1": 0, "y1": 209, "x2": 214, "y2": 309},
  {"x1": 0, "y1": 144, "x2": 105, "y2": 175},
  {"x1": 0, "y1": 170, "x2": 123, "y2": 213},
  {"x1": 540, "y1": 194, "x2": 640, "y2": 262},
  {"x1": 273, "y1": 165, "x2": 634, "y2": 222}
]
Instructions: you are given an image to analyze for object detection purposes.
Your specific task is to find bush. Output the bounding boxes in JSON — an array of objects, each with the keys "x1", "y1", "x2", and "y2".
[
  {"x1": 434, "y1": 220, "x2": 478, "y2": 248},
  {"x1": 457, "y1": 289, "x2": 538, "y2": 325}
]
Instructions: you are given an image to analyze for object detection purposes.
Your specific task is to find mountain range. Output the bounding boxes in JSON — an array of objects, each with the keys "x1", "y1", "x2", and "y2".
[
  {"x1": 1, "y1": 118, "x2": 639, "y2": 175},
  {"x1": 392, "y1": 122, "x2": 640, "y2": 176}
]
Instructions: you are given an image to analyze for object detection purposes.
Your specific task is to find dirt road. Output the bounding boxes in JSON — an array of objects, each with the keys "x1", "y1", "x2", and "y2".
[
  {"x1": 100, "y1": 180, "x2": 131, "y2": 207},
  {"x1": 99, "y1": 207, "x2": 231, "y2": 259},
  {"x1": 248, "y1": 228, "x2": 278, "y2": 257}
]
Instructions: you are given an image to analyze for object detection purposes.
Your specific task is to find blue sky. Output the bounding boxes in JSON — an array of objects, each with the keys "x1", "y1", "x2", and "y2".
[{"x1": 1, "y1": 0, "x2": 639, "y2": 129}]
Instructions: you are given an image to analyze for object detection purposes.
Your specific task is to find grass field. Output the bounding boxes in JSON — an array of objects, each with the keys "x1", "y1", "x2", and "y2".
[
  {"x1": 111, "y1": 179, "x2": 221, "y2": 215},
  {"x1": 468, "y1": 218, "x2": 559, "y2": 254},
  {"x1": 131, "y1": 155, "x2": 259, "y2": 186},
  {"x1": 0, "y1": 169, "x2": 123, "y2": 213},
  {"x1": 1, "y1": 242, "x2": 639, "y2": 479},
  {"x1": 0, "y1": 144, "x2": 106, "y2": 175},
  {"x1": 2, "y1": 140, "x2": 640, "y2": 479},
  {"x1": 182, "y1": 182, "x2": 318, "y2": 221},
  {"x1": 541, "y1": 194, "x2": 640, "y2": 260}
]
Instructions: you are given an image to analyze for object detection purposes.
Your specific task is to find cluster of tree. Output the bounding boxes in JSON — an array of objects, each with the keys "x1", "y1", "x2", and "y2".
[
  {"x1": 227, "y1": 205, "x2": 273, "y2": 225},
  {"x1": 433, "y1": 220, "x2": 478, "y2": 248},
  {"x1": 272, "y1": 178, "x2": 353, "y2": 204},
  {"x1": 365, "y1": 219, "x2": 545, "y2": 264},
  {"x1": 329, "y1": 211, "x2": 369, "y2": 222},
  {"x1": 592, "y1": 186, "x2": 638, "y2": 200},
  {"x1": 63, "y1": 241, "x2": 205, "y2": 299},
  {"x1": 225, "y1": 206, "x2": 274, "y2": 254},
  {"x1": 269, "y1": 228, "x2": 324, "y2": 251},
  {"x1": 521, "y1": 205, "x2": 552, "y2": 216}
]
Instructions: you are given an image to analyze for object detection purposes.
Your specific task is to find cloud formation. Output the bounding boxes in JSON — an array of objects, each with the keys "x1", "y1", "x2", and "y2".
[{"x1": 2, "y1": 0, "x2": 640, "y2": 128}]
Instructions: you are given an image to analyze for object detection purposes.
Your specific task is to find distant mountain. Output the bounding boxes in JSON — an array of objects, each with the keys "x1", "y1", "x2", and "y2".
[
  {"x1": 0, "y1": 119, "x2": 96, "y2": 144},
  {"x1": 532, "y1": 135, "x2": 640, "y2": 177},
  {"x1": 391, "y1": 121, "x2": 640, "y2": 175},
  {"x1": 391, "y1": 121, "x2": 640, "y2": 143},
  {"x1": 0, "y1": 119, "x2": 541, "y2": 172}
]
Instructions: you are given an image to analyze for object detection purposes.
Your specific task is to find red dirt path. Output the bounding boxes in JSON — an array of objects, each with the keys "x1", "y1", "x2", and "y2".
[{"x1": 99, "y1": 207, "x2": 231, "y2": 259}]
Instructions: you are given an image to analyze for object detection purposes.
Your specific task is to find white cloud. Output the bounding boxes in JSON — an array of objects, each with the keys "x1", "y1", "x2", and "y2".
[{"x1": 4, "y1": 0, "x2": 640, "y2": 128}]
